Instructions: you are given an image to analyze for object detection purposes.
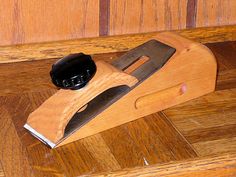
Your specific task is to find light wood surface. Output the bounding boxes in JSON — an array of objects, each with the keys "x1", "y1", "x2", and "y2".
[
  {"x1": 0, "y1": 0, "x2": 235, "y2": 46},
  {"x1": 135, "y1": 83, "x2": 185, "y2": 109},
  {"x1": 26, "y1": 61, "x2": 138, "y2": 144},
  {"x1": 0, "y1": 162, "x2": 5, "y2": 177},
  {"x1": 196, "y1": 0, "x2": 236, "y2": 27},
  {"x1": 92, "y1": 153, "x2": 236, "y2": 177},
  {"x1": 57, "y1": 32, "x2": 217, "y2": 146},
  {"x1": 0, "y1": 25, "x2": 236, "y2": 63},
  {"x1": 0, "y1": 31, "x2": 235, "y2": 176},
  {"x1": 0, "y1": 0, "x2": 99, "y2": 45},
  {"x1": 25, "y1": 32, "x2": 217, "y2": 147},
  {"x1": 0, "y1": 107, "x2": 33, "y2": 177},
  {"x1": 109, "y1": 0, "x2": 188, "y2": 35}
]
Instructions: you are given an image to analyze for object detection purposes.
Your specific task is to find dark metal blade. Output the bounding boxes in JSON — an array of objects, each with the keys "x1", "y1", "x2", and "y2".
[
  {"x1": 64, "y1": 85, "x2": 130, "y2": 136},
  {"x1": 63, "y1": 39, "x2": 176, "y2": 138},
  {"x1": 112, "y1": 39, "x2": 176, "y2": 72}
]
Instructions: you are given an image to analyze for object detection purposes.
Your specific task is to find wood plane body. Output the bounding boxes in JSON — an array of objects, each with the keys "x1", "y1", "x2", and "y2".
[{"x1": 24, "y1": 32, "x2": 217, "y2": 148}]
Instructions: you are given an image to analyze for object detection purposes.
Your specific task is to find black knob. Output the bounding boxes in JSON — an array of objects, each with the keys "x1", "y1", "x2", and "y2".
[{"x1": 50, "y1": 53, "x2": 97, "y2": 90}]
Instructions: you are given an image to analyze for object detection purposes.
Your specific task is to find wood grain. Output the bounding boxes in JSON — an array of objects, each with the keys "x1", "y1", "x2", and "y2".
[
  {"x1": 79, "y1": 135, "x2": 121, "y2": 171},
  {"x1": 0, "y1": 0, "x2": 236, "y2": 46},
  {"x1": 109, "y1": 0, "x2": 187, "y2": 35},
  {"x1": 0, "y1": 25, "x2": 236, "y2": 63},
  {"x1": 0, "y1": 106, "x2": 33, "y2": 177},
  {"x1": 2, "y1": 90, "x2": 197, "y2": 176},
  {"x1": 196, "y1": 0, "x2": 236, "y2": 27},
  {"x1": 26, "y1": 61, "x2": 138, "y2": 144},
  {"x1": 207, "y1": 42, "x2": 236, "y2": 71},
  {"x1": 164, "y1": 41, "x2": 236, "y2": 158},
  {"x1": 53, "y1": 140, "x2": 105, "y2": 176},
  {"x1": 165, "y1": 89, "x2": 236, "y2": 156},
  {"x1": 101, "y1": 126, "x2": 147, "y2": 168},
  {"x1": 92, "y1": 153, "x2": 236, "y2": 177},
  {"x1": 99, "y1": 0, "x2": 110, "y2": 36},
  {"x1": 184, "y1": 124, "x2": 236, "y2": 144},
  {"x1": 0, "y1": 41, "x2": 235, "y2": 98},
  {"x1": 0, "y1": 0, "x2": 99, "y2": 46},
  {"x1": 0, "y1": 32, "x2": 235, "y2": 176},
  {"x1": 144, "y1": 113, "x2": 198, "y2": 160},
  {"x1": 0, "y1": 53, "x2": 126, "y2": 97},
  {"x1": 193, "y1": 137, "x2": 236, "y2": 157},
  {"x1": 57, "y1": 32, "x2": 217, "y2": 146},
  {"x1": 186, "y1": 0, "x2": 198, "y2": 28},
  {"x1": 164, "y1": 89, "x2": 236, "y2": 132},
  {"x1": 0, "y1": 161, "x2": 5, "y2": 177},
  {"x1": 216, "y1": 69, "x2": 236, "y2": 90}
]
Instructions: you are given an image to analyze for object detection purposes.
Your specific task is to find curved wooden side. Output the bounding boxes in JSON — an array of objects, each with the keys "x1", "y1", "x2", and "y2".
[
  {"x1": 58, "y1": 32, "x2": 217, "y2": 147},
  {"x1": 26, "y1": 61, "x2": 138, "y2": 144}
]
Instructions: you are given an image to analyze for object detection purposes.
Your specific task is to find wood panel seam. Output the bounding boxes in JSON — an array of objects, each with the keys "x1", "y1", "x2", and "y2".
[
  {"x1": 99, "y1": 0, "x2": 110, "y2": 36},
  {"x1": 159, "y1": 111, "x2": 200, "y2": 156},
  {"x1": 186, "y1": 0, "x2": 198, "y2": 28}
]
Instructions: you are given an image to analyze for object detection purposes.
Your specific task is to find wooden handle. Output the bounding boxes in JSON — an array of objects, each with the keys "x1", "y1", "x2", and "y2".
[
  {"x1": 135, "y1": 83, "x2": 187, "y2": 109},
  {"x1": 26, "y1": 60, "x2": 138, "y2": 144}
]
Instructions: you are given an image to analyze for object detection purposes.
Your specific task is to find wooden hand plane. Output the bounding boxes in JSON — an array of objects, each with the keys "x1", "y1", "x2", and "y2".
[{"x1": 24, "y1": 32, "x2": 217, "y2": 148}]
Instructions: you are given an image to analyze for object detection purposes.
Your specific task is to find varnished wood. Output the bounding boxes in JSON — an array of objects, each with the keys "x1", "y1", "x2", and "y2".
[
  {"x1": 1, "y1": 41, "x2": 236, "y2": 98},
  {"x1": 92, "y1": 153, "x2": 236, "y2": 177},
  {"x1": 165, "y1": 88, "x2": 236, "y2": 157},
  {"x1": 1, "y1": 0, "x2": 235, "y2": 46},
  {"x1": 99, "y1": 0, "x2": 110, "y2": 36},
  {"x1": 216, "y1": 69, "x2": 236, "y2": 90},
  {"x1": 109, "y1": 0, "x2": 187, "y2": 35},
  {"x1": 196, "y1": 0, "x2": 236, "y2": 27},
  {"x1": 0, "y1": 107, "x2": 32, "y2": 177},
  {"x1": 0, "y1": 25, "x2": 236, "y2": 63},
  {"x1": 57, "y1": 32, "x2": 217, "y2": 147},
  {"x1": 164, "y1": 42, "x2": 236, "y2": 157},
  {"x1": 0, "y1": 162, "x2": 5, "y2": 177},
  {"x1": 24, "y1": 32, "x2": 217, "y2": 147},
  {"x1": 0, "y1": 0, "x2": 99, "y2": 46},
  {"x1": 124, "y1": 56, "x2": 149, "y2": 74},
  {"x1": 0, "y1": 35, "x2": 235, "y2": 176},
  {"x1": 186, "y1": 0, "x2": 197, "y2": 28},
  {"x1": 207, "y1": 42, "x2": 236, "y2": 71},
  {"x1": 26, "y1": 61, "x2": 138, "y2": 144},
  {"x1": 1, "y1": 91, "x2": 198, "y2": 176},
  {"x1": 193, "y1": 137, "x2": 236, "y2": 157},
  {"x1": 135, "y1": 83, "x2": 185, "y2": 109},
  {"x1": 0, "y1": 53, "x2": 125, "y2": 97}
]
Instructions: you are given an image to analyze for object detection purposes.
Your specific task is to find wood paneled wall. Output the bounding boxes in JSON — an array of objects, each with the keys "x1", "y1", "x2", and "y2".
[
  {"x1": 108, "y1": 0, "x2": 188, "y2": 35},
  {"x1": 0, "y1": 0, "x2": 235, "y2": 46},
  {"x1": 0, "y1": 0, "x2": 99, "y2": 45}
]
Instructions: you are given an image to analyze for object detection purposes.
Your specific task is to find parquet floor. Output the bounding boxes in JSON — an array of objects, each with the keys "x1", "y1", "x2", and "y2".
[
  {"x1": 0, "y1": 41, "x2": 235, "y2": 177},
  {"x1": 0, "y1": 161, "x2": 5, "y2": 177}
]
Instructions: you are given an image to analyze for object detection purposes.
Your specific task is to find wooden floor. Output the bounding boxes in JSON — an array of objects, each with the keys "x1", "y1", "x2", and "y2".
[{"x1": 0, "y1": 41, "x2": 236, "y2": 177}]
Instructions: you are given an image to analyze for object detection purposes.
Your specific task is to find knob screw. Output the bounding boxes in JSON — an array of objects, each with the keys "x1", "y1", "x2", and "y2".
[{"x1": 50, "y1": 53, "x2": 97, "y2": 90}]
